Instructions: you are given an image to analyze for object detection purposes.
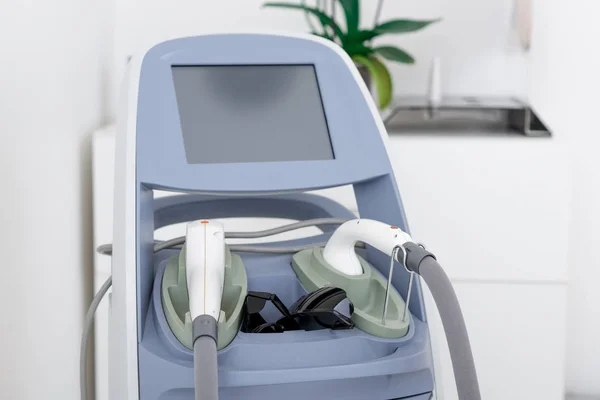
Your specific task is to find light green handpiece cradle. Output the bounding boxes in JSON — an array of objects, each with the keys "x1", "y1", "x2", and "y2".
[
  {"x1": 161, "y1": 246, "x2": 247, "y2": 350},
  {"x1": 292, "y1": 247, "x2": 409, "y2": 339}
]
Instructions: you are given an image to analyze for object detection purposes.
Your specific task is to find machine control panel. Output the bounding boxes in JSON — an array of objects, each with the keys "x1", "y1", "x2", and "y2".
[
  {"x1": 134, "y1": 34, "x2": 392, "y2": 193},
  {"x1": 172, "y1": 64, "x2": 334, "y2": 164}
]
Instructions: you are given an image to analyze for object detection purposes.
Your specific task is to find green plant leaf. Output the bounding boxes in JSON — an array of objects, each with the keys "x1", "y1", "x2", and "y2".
[
  {"x1": 355, "y1": 29, "x2": 380, "y2": 43},
  {"x1": 343, "y1": 42, "x2": 373, "y2": 57},
  {"x1": 311, "y1": 31, "x2": 332, "y2": 40},
  {"x1": 375, "y1": 18, "x2": 440, "y2": 34},
  {"x1": 352, "y1": 55, "x2": 392, "y2": 109},
  {"x1": 354, "y1": 19, "x2": 441, "y2": 44},
  {"x1": 337, "y1": 0, "x2": 360, "y2": 38},
  {"x1": 263, "y1": 2, "x2": 345, "y2": 40},
  {"x1": 374, "y1": 46, "x2": 415, "y2": 64}
]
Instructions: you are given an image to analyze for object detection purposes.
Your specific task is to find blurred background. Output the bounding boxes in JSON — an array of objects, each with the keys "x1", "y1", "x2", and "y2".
[{"x1": 0, "y1": 0, "x2": 598, "y2": 399}]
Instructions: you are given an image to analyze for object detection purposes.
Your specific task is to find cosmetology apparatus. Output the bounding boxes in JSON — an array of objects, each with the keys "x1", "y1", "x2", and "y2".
[{"x1": 81, "y1": 33, "x2": 481, "y2": 400}]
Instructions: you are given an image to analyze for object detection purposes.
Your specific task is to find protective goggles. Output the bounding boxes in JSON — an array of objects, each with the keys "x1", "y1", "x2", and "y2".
[{"x1": 241, "y1": 287, "x2": 355, "y2": 333}]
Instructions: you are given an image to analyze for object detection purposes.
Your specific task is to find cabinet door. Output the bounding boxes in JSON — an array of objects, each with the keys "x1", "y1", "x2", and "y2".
[
  {"x1": 424, "y1": 282, "x2": 567, "y2": 400},
  {"x1": 387, "y1": 136, "x2": 570, "y2": 282}
]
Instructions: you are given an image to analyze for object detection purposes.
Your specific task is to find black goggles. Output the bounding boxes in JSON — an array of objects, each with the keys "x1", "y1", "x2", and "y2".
[{"x1": 241, "y1": 289, "x2": 355, "y2": 334}]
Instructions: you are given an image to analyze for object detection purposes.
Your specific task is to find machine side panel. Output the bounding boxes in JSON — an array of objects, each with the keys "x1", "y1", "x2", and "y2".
[
  {"x1": 110, "y1": 52, "x2": 142, "y2": 399},
  {"x1": 137, "y1": 185, "x2": 155, "y2": 335}
]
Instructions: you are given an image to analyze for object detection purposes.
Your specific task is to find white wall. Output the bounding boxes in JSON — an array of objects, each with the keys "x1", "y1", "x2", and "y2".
[
  {"x1": 563, "y1": 3, "x2": 600, "y2": 397},
  {"x1": 0, "y1": 1, "x2": 107, "y2": 399},
  {"x1": 107, "y1": 0, "x2": 528, "y2": 118},
  {"x1": 528, "y1": 0, "x2": 600, "y2": 397}
]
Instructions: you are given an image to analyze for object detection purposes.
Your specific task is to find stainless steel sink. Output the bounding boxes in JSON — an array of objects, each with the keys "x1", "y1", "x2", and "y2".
[{"x1": 383, "y1": 96, "x2": 551, "y2": 137}]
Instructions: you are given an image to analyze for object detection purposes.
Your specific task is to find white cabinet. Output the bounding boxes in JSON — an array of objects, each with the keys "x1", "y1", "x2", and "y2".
[
  {"x1": 387, "y1": 134, "x2": 569, "y2": 400},
  {"x1": 388, "y1": 137, "x2": 570, "y2": 282},
  {"x1": 424, "y1": 282, "x2": 567, "y2": 400},
  {"x1": 92, "y1": 126, "x2": 568, "y2": 400}
]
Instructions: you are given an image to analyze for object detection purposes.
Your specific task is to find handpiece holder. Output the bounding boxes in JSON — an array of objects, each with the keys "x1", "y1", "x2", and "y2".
[
  {"x1": 161, "y1": 244, "x2": 247, "y2": 350},
  {"x1": 292, "y1": 247, "x2": 410, "y2": 339},
  {"x1": 323, "y1": 219, "x2": 413, "y2": 276},
  {"x1": 293, "y1": 219, "x2": 416, "y2": 338}
]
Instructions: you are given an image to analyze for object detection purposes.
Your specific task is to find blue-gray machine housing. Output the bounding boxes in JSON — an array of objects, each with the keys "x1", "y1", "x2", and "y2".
[{"x1": 134, "y1": 34, "x2": 434, "y2": 399}]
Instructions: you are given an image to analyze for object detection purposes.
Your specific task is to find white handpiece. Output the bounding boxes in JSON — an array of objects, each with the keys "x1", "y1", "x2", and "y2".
[
  {"x1": 323, "y1": 219, "x2": 413, "y2": 275},
  {"x1": 185, "y1": 220, "x2": 226, "y2": 321}
]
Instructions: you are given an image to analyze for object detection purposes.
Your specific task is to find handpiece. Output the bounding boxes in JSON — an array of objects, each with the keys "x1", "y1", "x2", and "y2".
[
  {"x1": 323, "y1": 219, "x2": 413, "y2": 275},
  {"x1": 186, "y1": 220, "x2": 226, "y2": 400},
  {"x1": 186, "y1": 219, "x2": 226, "y2": 322}
]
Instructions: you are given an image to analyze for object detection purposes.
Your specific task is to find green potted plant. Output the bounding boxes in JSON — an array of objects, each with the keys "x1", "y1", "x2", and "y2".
[{"x1": 263, "y1": 0, "x2": 439, "y2": 109}]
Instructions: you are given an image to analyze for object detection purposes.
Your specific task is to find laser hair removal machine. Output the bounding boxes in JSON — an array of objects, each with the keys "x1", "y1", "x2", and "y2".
[{"x1": 92, "y1": 33, "x2": 480, "y2": 400}]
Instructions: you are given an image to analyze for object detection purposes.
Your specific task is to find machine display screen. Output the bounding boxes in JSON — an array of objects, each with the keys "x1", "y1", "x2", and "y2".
[{"x1": 172, "y1": 65, "x2": 334, "y2": 164}]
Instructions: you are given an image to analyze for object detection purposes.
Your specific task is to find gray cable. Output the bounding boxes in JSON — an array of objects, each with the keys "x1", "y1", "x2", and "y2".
[
  {"x1": 154, "y1": 241, "x2": 365, "y2": 254},
  {"x1": 229, "y1": 242, "x2": 328, "y2": 254},
  {"x1": 153, "y1": 237, "x2": 185, "y2": 252},
  {"x1": 81, "y1": 276, "x2": 112, "y2": 400},
  {"x1": 96, "y1": 243, "x2": 114, "y2": 255},
  {"x1": 418, "y1": 257, "x2": 481, "y2": 400},
  {"x1": 149, "y1": 241, "x2": 365, "y2": 254},
  {"x1": 225, "y1": 217, "x2": 348, "y2": 239},
  {"x1": 97, "y1": 218, "x2": 349, "y2": 255},
  {"x1": 194, "y1": 337, "x2": 219, "y2": 400},
  {"x1": 150, "y1": 242, "x2": 331, "y2": 254}
]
